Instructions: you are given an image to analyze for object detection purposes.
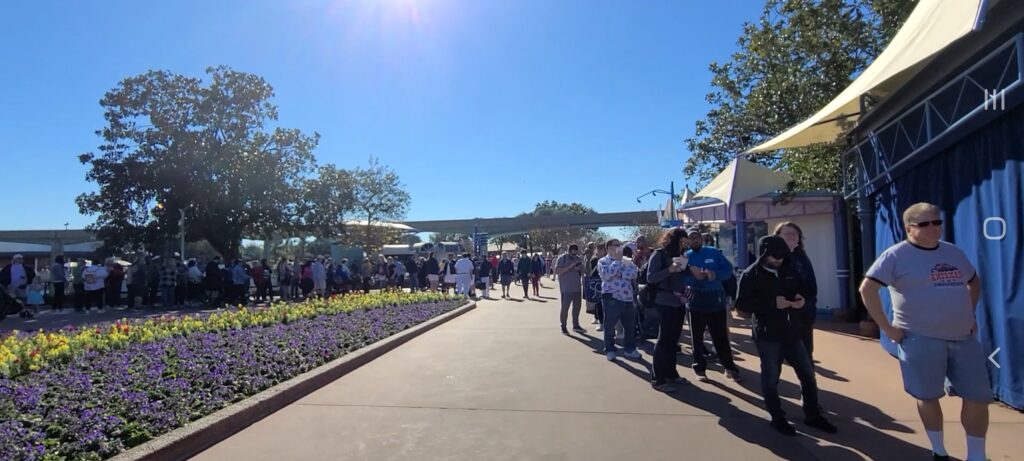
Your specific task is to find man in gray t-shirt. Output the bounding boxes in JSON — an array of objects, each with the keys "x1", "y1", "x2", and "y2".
[
  {"x1": 859, "y1": 202, "x2": 989, "y2": 461},
  {"x1": 553, "y1": 244, "x2": 585, "y2": 334},
  {"x1": 865, "y1": 240, "x2": 977, "y2": 340}
]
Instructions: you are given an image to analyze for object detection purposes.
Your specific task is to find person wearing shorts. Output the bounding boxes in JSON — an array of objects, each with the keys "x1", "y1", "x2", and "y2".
[{"x1": 860, "y1": 202, "x2": 990, "y2": 461}]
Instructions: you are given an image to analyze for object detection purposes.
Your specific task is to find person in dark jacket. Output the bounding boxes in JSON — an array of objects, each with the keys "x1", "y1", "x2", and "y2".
[
  {"x1": 774, "y1": 222, "x2": 818, "y2": 359},
  {"x1": 205, "y1": 257, "x2": 223, "y2": 307},
  {"x1": 425, "y1": 253, "x2": 441, "y2": 291},
  {"x1": 477, "y1": 256, "x2": 493, "y2": 298},
  {"x1": 516, "y1": 251, "x2": 532, "y2": 299},
  {"x1": 497, "y1": 254, "x2": 515, "y2": 298},
  {"x1": 736, "y1": 235, "x2": 836, "y2": 436},
  {"x1": 646, "y1": 228, "x2": 693, "y2": 392},
  {"x1": 1, "y1": 254, "x2": 36, "y2": 304}
]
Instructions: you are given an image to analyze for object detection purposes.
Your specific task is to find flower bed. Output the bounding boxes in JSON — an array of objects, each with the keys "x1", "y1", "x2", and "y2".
[
  {"x1": 0, "y1": 294, "x2": 462, "y2": 461},
  {"x1": 1, "y1": 292, "x2": 455, "y2": 378}
]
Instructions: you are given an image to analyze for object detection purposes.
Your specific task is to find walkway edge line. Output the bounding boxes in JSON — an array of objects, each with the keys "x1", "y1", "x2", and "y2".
[{"x1": 110, "y1": 300, "x2": 477, "y2": 461}]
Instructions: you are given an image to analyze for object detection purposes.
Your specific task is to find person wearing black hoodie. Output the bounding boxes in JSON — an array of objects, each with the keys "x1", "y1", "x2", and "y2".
[{"x1": 735, "y1": 235, "x2": 836, "y2": 436}]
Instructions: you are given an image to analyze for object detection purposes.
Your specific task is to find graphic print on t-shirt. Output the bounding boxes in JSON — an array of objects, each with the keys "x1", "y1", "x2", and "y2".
[{"x1": 930, "y1": 262, "x2": 964, "y2": 287}]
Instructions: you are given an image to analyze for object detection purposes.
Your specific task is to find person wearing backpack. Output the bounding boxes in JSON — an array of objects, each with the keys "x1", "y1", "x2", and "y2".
[
  {"x1": 684, "y1": 227, "x2": 741, "y2": 382},
  {"x1": 645, "y1": 228, "x2": 695, "y2": 392},
  {"x1": 553, "y1": 244, "x2": 585, "y2": 334}
]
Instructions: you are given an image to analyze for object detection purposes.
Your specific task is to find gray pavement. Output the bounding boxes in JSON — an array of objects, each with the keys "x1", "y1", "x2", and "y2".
[{"x1": 189, "y1": 281, "x2": 1023, "y2": 461}]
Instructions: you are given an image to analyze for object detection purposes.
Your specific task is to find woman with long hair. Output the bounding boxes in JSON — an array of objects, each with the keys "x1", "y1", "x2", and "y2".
[
  {"x1": 646, "y1": 228, "x2": 695, "y2": 392},
  {"x1": 774, "y1": 222, "x2": 818, "y2": 360}
]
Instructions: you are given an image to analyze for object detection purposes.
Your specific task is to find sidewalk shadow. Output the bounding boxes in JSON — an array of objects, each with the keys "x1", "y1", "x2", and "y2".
[{"x1": 568, "y1": 332, "x2": 930, "y2": 461}]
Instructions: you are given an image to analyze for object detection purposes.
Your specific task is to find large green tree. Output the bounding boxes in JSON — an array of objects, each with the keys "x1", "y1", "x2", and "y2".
[
  {"x1": 349, "y1": 156, "x2": 412, "y2": 252},
  {"x1": 77, "y1": 66, "x2": 319, "y2": 258},
  {"x1": 300, "y1": 164, "x2": 356, "y2": 240},
  {"x1": 521, "y1": 201, "x2": 598, "y2": 253},
  {"x1": 684, "y1": 0, "x2": 916, "y2": 192}
]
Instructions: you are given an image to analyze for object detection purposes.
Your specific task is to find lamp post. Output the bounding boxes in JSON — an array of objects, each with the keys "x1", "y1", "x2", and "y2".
[
  {"x1": 178, "y1": 209, "x2": 186, "y2": 260},
  {"x1": 636, "y1": 181, "x2": 677, "y2": 226}
]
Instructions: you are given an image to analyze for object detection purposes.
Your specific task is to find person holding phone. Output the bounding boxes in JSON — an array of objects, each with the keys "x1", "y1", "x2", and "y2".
[
  {"x1": 736, "y1": 235, "x2": 836, "y2": 436},
  {"x1": 683, "y1": 228, "x2": 740, "y2": 382},
  {"x1": 554, "y1": 244, "x2": 586, "y2": 334}
]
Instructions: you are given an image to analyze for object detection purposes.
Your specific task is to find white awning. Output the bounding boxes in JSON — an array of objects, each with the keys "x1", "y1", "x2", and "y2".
[
  {"x1": 747, "y1": 0, "x2": 986, "y2": 153},
  {"x1": 693, "y1": 158, "x2": 792, "y2": 207}
]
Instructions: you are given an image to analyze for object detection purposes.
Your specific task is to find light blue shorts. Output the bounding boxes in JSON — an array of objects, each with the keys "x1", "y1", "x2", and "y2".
[{"x1": 896, "y1": 333, "x2": 993, "y2": 402}]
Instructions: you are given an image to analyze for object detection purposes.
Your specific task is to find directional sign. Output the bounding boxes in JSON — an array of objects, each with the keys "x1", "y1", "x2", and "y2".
[{"x1": 989, "y1": 348, "x2": 1001, "y2": 368}]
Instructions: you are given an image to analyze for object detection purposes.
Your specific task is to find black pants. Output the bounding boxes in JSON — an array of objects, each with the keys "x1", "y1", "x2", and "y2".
[
  {"x1": 73, "y1": 283, "x2": 84, "y2": 310},
  {"x1": 519, "y1": 277, "x2": 530, "y2": 296},
  {"x1": 52, "y1": 283, "x2": 66, "y2": 309},
  {"x1": 105, "y1": 285, "x2": 120, "y2": 307},
  {"x1": 800, "y1": 323, "x2": 814, "y2": 358},
  {"x1": 652, "y1": 304, "x2": 685, "y2": 384},
  {"x1": 85, "y1": 289, "x2": 104, "y2": 311},
  {"x1": 689, "y1": 309, "x2": 738, "y2": 373}
]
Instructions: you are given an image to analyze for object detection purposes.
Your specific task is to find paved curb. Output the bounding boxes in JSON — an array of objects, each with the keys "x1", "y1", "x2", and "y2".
[{"x1": 110, "y1": 300, "x2": 477, "y2": 461}]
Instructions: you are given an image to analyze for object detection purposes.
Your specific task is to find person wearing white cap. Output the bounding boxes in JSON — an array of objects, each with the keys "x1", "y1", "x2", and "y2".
[{"x1": 1, "y1": 254, "x2": 36, "y2": 303}]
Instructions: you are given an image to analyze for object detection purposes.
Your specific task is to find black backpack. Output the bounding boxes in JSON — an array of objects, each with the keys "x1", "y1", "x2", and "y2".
[{"x1": 637, "y1": 250, "x2": 668, "y2": 307}]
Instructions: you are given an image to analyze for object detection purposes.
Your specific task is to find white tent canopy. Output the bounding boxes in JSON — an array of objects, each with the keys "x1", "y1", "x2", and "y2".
[
  {"x1": 680, "y1": 187, "x2": 695, "y2": 205},
  {"x1": 747, "y1": 0, "x2": 986, "y2": 153},
  {"x1": 693, "y1": 158, "x2": 792, "y2": 207}
]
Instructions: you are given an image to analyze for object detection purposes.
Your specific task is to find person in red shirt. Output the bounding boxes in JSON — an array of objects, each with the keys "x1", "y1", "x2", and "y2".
[{"x1": 489, "y1": 254, "x2": 499, "y2": 289}]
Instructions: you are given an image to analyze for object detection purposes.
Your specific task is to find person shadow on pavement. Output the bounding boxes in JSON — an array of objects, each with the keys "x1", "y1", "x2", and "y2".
[{"x1": 567, "y1": 332, "x2": 932, "y2": 461}]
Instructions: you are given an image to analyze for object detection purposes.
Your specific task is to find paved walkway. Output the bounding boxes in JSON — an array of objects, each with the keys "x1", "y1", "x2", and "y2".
[{"x1": 192, "y1": 281, "x2": 1024, "y2": 461}]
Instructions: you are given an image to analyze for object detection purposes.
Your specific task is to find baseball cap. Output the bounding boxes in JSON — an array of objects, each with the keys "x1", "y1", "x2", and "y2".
[{"x1": 758, "y1": 235, "x2": 790, "y2": 259}]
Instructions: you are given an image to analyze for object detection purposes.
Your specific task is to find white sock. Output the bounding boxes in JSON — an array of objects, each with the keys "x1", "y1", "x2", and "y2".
[
  {"x1": 926, "y1": 430, "x2": 947, "y2": 456},
  {"x1": 966, "y1": 435, "x2": 986, "y2": 461}
]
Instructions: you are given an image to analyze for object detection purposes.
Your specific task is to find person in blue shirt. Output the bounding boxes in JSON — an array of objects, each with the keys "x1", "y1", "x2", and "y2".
[{"x1": 683, "y1": 227, "x2": 741, "y2": 381}]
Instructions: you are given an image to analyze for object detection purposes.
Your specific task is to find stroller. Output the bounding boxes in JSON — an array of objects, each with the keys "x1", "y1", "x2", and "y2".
[{"x1": 0, "y1": 288, "x2": 28, "y2": 321}]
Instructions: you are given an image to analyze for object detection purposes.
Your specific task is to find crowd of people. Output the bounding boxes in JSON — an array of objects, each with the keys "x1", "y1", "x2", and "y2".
[
  {"x1": 541, "y1": 202, "x2": 991, "y2": 461},
  {"x1": 0, "y1": 201, "x2": 994, "y2": 460}
]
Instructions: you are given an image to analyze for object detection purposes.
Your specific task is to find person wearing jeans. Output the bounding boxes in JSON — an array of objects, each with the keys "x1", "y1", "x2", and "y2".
[
  {"x1": 736, "y1": 235, "x2": 836, "y2": 436},
  {"x1": 554, "y1": 244, "x2": 585, "y2": 334},
  {"x1": 597, "y1": 239, "x2": 641, "y2": 361}
]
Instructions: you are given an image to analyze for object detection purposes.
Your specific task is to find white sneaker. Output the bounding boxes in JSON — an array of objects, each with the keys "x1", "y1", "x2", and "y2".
[
  {"x1": 596, "y1": 325, "x2": 604, "y2": 332},
  {"x1": 606, "y1": 352, "x2": 617, "y2": 361},
  {"x1": 622, "y1": 350, "x2": 641, "y2": 359}
]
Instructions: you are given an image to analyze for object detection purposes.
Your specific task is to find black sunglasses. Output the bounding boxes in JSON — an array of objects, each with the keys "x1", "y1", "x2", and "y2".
[{"x1": 911, "y1": 219, "x2": 943, "y2": 228}]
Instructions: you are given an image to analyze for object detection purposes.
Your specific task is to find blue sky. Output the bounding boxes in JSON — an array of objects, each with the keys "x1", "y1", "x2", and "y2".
[{"x1": 0, "y1": 0, "x2": 763, "y2": 232}]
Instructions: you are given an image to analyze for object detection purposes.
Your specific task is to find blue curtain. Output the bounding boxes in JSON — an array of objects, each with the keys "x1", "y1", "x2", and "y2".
[{"x1": 872, "y1": 103, "x2": 1024, "y2": 409}]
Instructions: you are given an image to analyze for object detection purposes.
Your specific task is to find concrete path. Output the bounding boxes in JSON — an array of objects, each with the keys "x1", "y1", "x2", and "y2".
[{"x1": 192, "y1": 281, "x2": 1024, "y2": 461}]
